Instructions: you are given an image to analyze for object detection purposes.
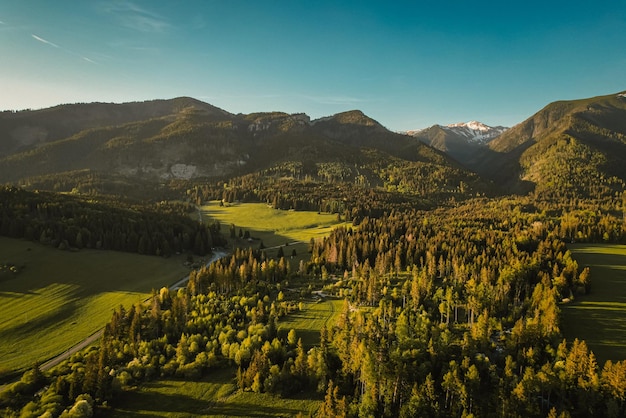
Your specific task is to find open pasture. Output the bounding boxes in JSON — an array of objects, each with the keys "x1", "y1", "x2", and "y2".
[
  {"x1": 109, "y1": 367, "x2": 320, "y2": 418},
  {"x1": 562, "y1": 244, "x2": 626, "y2": 363},
  {"x1": 0, "y1": 237, "x2": 190, "y2": 376},
  {"x1": 279, "y1": 298, "x2": 344, "y2": 348},
  {"x1": 200, "y1": 202, "x2": 349, "y2": 257}
]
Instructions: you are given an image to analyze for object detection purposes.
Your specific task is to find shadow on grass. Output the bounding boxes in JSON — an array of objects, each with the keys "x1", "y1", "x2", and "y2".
[
  {"x1": 564, "y1": 245, "x2": 626, "y2": 362},
  {"x1": 561, "y1": 303, "x2": 626, "y2": 363},
  {"x1": 206, "y1": 401, "x2": 306, "y2": 417},
  {"x1": 0, "y1": 290, "x2": 38, "y2": 297},
  {"x1": 278, "y1": 310, "x2": 322, "y2": 349},
  {"x1": 112, "y1": 393, "x2": 306, "y2": 418},
  {"x1": 111, "y1": 386, "x2": 316, "y2": 418},
  {"x1": 0, "y1": 298, "x2": 78, "y2": 340},
  {"x1": 112, "y1": 386, "x2": 212, "y2": 416}
]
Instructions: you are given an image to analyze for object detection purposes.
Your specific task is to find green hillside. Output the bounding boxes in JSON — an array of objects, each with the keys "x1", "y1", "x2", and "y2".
[{"x1": 473, "y1": 92, "x2": 626, "y2": 197}]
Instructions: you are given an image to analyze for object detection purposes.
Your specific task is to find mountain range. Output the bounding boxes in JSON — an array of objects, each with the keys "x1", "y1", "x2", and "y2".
[
  {"x1": 0, "y1": 91, "x2": 625, "y2": 201},
  {"x1": 407, "y1": 121, "x2": 508, "y2": 164}
]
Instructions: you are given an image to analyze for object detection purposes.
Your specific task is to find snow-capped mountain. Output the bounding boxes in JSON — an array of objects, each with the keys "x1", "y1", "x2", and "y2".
[
  {"x1": 441, "y1": 121, "x2": 508, "y2": 145},
  {"x1": 407, "y1": 121, "x2": 508, "y2": 165}
]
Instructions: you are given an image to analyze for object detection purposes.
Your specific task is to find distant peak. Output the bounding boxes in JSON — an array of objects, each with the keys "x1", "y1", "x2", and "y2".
[
  {"x1": 446, "y1": 121, "x2": 492, "y2": 131},
  {"x1": 313, "y1": 110, "x2": 381, "y2": 127}
]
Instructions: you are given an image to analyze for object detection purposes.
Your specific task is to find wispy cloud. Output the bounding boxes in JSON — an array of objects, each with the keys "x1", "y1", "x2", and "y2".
[
  {"x1": 32, "y1": 33, "x2": 97, "y2": 64},
  {"x1": 32, "y1": 34, "x2": 60, "y2": 48},
  {"x1": 101, "y1": 1, "x2": 170, "y2": 33}
]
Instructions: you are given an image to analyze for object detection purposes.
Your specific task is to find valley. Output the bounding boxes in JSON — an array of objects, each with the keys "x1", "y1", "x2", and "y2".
[{"x1": 0, "y1": 91, "x2": 625, "y2": 418}]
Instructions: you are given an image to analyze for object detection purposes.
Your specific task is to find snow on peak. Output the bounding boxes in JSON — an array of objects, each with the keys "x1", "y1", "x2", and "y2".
[
  {"x1": 447, "y1": 121, "x2": 490, "y2": 131},
  {"x1": 441, "y1": 121, "x2": 507, "y2": 144}
]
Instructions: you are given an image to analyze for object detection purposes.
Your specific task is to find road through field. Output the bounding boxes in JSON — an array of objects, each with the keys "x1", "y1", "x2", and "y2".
[
  {"x1": 40, "y1": 330, "x2": 103, "y2": 371},
  {"x1": 0, "y1": 249, "x2": 229, "y2": 395},
  {"x1": 168, "y1": 250, "x2": 228, "y2": 290}
]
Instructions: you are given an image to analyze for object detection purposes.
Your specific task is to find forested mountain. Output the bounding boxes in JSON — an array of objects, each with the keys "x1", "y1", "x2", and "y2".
[
  {"x1": 0, "y1": 98, "x2": 490, "y2": 205},
  {"x1": 471, "y1": 92, "x2": 626, "y2": 197},
  {"x1": 3, "y1": 92, "x2": 624, "y2": 203},
  {"x1": 0, "y1": 98, "x2": 230, "y2": 158}
]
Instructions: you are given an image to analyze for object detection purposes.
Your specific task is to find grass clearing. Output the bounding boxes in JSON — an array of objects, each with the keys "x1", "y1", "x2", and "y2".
[
  {"x1": 108, "y1": 282, "x2": 341, "y2": 417},
  {"x1": 200, "y1": 202, "x2": 349, "y2": 256},
  {"x1": 279, "y1": 298, "x2": 344, "y2": 348},
  {"x1": 108, "y1": 368, "x2": 321, "y2": 418},
  {"x1": 561, "y1": 244, "x2": 626, "y2": 363},
  {"x1": 109, "y1": 299, "x2": 337, "y2": 417},
  {"x1": 0, "y1": 237, "x2": 191, "y2": 376}
]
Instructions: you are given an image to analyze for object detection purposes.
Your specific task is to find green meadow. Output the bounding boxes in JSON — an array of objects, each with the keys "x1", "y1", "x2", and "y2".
[
  {"x1": 200, "y1": 202, "x2": 349, "y2": 258},
  {"x1": 279, "y1": 298, "x2": 344, "y2": 348},
  {"x1": 562, "y1": 244, "x2": 626, "y2": 363},
  {"x1": 109, "y1": 367, "x2": 320, "y2": 418},
  {"x1": 0, "y1": 237, "x2": 190, "y2": 377}
]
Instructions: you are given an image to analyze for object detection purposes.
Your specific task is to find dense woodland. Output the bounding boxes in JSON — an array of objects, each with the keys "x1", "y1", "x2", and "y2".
[
  {"x1": 1, "y1": 183, "x2": 625, "y2": 417},
  {"x1": 0, "y1": 187, "x2": 225, "y2": 257}
]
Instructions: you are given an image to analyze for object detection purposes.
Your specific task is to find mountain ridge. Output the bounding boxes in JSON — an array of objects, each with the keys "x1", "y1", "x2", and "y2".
[
  {"x1": 0, "y1": 98, "x2": 490, "y2": 204},
  {"x1": 0, "y1": 97, "x2": 231, "y2": 158},
  {"x1": 473, "y1": 91, "x2": 626, "y2": 196},
  {"x1": 1, "y1": 91, "x2": 624, "y2": 202},
  {"x1": 407, "y1": 121, "x2": 508, "y2": 165}
]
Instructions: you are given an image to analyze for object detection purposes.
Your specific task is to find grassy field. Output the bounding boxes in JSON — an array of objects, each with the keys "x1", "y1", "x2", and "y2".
[
  {"x1": 279, "y1": 298, "x2": 344, "y2": 348},
  {"x1": 108, "y1": 367, "x2": 320, "y2": 418},
  {"x1": 0, "y1": 237, "x2": 191, "y2": 376},
  {"x1": 561, "y1": 244, "x2": 626, "y2": 363},
  {"x1": 200, "y1": 202, "x2": 349, "y2": 260}
]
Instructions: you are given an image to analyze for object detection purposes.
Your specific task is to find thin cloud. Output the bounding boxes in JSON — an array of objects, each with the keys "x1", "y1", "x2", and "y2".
[
  {"x1": 101, "y1": 1, "x2": 170, "y2": 33},
  {"x1": 32, "y1": 33, "x2": 97, "y2": 64},
  {"x1": 124, "y1": 15, "x2": 169, "y2": 32},
  {"x1": 32, "y1": 34, "x2": 60, "y2": 48}
]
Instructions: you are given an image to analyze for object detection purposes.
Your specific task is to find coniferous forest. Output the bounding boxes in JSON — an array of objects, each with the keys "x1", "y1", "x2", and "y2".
[
  {"x1": 2, "y1": 187, "x2": 625, "y2": 417},
  {"x1": 0, "y1": 92, "x2": 625, "y2": 417}
]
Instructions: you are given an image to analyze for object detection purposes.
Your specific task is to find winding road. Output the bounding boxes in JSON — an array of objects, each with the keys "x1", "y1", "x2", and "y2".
[{"x1": 3, "y1": 250, "x2": 229, "y2": 387}]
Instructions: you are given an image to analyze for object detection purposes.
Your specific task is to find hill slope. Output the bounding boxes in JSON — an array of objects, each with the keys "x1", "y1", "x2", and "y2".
[
  {"x1": 0, "y1": 98, "x2": 230, "y2": 158},
  {"x1": 472, "y1": 92, "x2": 626, "y2": 197},
  {"x1": 0, "y1": 99, "x2": 487, "y2": 204}
]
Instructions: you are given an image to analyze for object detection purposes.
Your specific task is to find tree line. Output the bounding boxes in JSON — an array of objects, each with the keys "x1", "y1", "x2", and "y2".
[{"x1": 0, "y1": 186, "x2": 225, "y2": 257}]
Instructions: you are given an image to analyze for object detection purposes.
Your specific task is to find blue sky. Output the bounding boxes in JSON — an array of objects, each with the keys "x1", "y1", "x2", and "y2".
[{"x1": 1, "y1": 1, "x2": 625, "y2": 130}]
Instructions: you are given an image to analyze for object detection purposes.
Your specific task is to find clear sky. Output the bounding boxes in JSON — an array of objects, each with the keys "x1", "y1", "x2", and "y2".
[{"x1": 1, "y1": 1, "x2": 625, "y2": 131}]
